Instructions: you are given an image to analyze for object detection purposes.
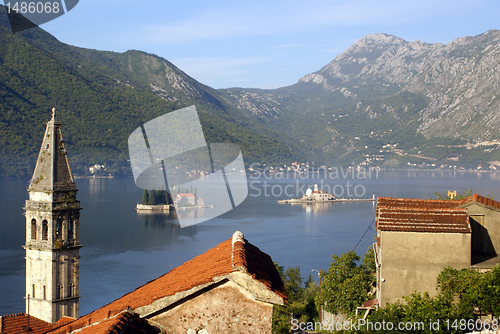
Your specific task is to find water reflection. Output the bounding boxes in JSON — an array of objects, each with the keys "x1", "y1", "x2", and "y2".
[
  {"x1": 295, "y1": 202, "x2": 333, "y2": 213},
  {"x1": 1, "y1": 171, "x2": 500, "y2": 316}
]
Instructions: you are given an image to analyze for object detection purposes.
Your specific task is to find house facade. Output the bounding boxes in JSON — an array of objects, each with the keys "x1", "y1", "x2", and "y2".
[
  {"x1": 374, "y1": 195, "x2": 500, "y2": 307},
  {"x1": 47, "y1": 231, "x2": 286, "y2": 334}
]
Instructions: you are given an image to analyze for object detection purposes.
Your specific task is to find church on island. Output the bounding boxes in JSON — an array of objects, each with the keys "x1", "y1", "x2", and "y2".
[{"x1": 0, "y1": 109, "x2": 287, "y2": 334}]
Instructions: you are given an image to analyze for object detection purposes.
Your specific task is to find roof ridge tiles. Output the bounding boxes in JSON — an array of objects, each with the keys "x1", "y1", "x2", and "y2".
[{"x1": 231, "y1": 231, "x2": 247, "y2": 272}]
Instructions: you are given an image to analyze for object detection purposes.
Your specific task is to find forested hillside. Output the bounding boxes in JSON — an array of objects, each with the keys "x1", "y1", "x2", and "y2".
[{"x1": 0, "y1": 7, "x2": 300, "y2": 178}]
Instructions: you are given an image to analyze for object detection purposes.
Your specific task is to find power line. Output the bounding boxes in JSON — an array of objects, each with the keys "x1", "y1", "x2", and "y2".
[{"x1": 352, "y1": 218, "x2": 375, "y2": 252}]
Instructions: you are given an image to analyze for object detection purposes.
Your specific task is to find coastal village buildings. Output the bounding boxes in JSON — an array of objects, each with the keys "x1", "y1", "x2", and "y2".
[{"x1": 375, "y1": 195, "x2": 500, "y2": 307}]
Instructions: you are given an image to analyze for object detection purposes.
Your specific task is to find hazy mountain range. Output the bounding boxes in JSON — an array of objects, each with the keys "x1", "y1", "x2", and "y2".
[{"x1": 1, "y1": 6, "x2": 499, "y2": 177}]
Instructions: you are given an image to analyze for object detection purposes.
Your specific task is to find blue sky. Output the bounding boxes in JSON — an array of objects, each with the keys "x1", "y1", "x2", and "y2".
[{"x1": 39, "y1": 0, "x2": 500, "y2": 89}]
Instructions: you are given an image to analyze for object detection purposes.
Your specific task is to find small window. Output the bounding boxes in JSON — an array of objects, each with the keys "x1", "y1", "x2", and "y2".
[
  {"x1": 31, "y1": 219, "x2": 37, "y2": 239},
  {"x1": 42, "y1": 220, "x2": 48, "y2": 240},
  {"x1": 57, "y1": 284, "x2": 63, "y2": 299},
  {"x1": 43, "y1": 285, "x2": 47, "y2": 300},
  {"x1": 470, "y1": 215, "x2": 484, "y2": 226},
  {"x1": 32, "y1": 284, "x2": 36, "y2": 299},
  {"x1": 68, "y1": 283, "x2": 76, "y2": 298},
  {"x1": 68, "y1": 217, "x2": 73, "y2": 240},
  {"x1": 55, "y1": 217, "x2": 62, "y2": 239}
]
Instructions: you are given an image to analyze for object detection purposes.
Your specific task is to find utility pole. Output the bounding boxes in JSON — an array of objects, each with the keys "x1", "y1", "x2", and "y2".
[{"x1": 312, "y1": 269, "x2": 323, "y2": 323}]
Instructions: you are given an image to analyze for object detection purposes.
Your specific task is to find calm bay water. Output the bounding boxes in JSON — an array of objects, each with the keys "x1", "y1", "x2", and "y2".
[{"x1": 1, "y1": 170, "x2": 500, "y2": 316}]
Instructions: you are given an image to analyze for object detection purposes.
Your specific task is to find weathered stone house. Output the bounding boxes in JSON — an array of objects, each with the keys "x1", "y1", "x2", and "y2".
[
  {"x1": 374, "y1": 195, "x2": 500, "y2": 307},
  {"x1": 47, "y1": 231, "x2": 287, "y2": 334}
]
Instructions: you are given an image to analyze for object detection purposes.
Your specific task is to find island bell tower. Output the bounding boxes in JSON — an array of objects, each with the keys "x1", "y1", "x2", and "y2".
[{"x1": 23, "y1": 108, "x2": 82, "y2": 323}]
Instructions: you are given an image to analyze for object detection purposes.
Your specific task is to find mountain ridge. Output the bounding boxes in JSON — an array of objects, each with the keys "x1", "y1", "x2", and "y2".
[
  {"x1": 1, "y1": 6, "x2": 499, "y2": 176},
  {"x1": 220, "y1": 29, "x2": 500, "y2": 168},
  {"x1": 0, "y1": 7, "x2": 302, "y2": 177}
]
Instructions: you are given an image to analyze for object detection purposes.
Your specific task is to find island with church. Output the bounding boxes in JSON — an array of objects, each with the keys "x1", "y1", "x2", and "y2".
[
  {"x1": 277, "y1": 184, "x2": 376, "y2": 204},
  {"x1": 135, "y1": 186, "x2": 211, "y2": 212}
]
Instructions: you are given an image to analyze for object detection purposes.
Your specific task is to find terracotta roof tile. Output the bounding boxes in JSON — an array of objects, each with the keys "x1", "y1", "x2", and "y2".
[
  {"x1": 0, "y1": 313, "x2": 55, "y2": 334},
  {"x1": 377, "y1": 207, "x2": 471, "y2": 233},
  {"x1": 376, "y1": 197, "x2": 471, "y2": 233},
  {"x1": 54, "y1": 316, "x2": 76, "y2": 325},
  {"x1": 50, "y1": 231, "x2": 286, "y2": 334},
  {"x1": 377, "y1": 194, "x2": 500, "y2": 213},
  {"x1": 73, "y1": 310, "x2": 158, "y2": 334},
  {"x1": 459, "y1": 193, "x2": 500, "y2": 209},
  {"x1": 377, "y1": 197, "x2": 460, "y2": 210}
]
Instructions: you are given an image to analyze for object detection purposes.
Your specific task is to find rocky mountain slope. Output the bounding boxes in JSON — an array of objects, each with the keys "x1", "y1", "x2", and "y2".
[
  {"x1": 220, "y1": 30, "x2": 500, "y2": 168},
  {"x1": 1, "y1": 3, "x2": 499, "y2": 175}
]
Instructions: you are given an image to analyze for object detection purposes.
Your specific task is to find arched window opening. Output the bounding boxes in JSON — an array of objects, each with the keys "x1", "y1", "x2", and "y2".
[
  {"x1": 68, "y1": 217, "x2": 73, "y2": 240},
  {"x1": 31, "y1": 219, "x2": 37, "y2": 240},
  {"x1": 68, "y1": 283, "x2": 75, "y2": 298},
  {"x1": 55, "y1": 217, "x2": 62, "y2": 240},
  {"x1": 42, "y1": 220, "x2": 48, "y2": 240},
  {"x1": 57, "y1": 284, "x2": 63, "y2": 300}
]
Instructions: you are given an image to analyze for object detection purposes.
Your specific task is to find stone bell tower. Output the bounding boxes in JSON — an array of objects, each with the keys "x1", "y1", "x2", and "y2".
[{"x1": 23, "y1": 108, "x2": 82, "y2": 323}]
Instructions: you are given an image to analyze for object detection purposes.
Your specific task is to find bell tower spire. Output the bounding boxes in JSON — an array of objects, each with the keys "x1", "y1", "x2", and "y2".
[{"x1": 23, "y1": 108, "x2": 82, "y2": 323}]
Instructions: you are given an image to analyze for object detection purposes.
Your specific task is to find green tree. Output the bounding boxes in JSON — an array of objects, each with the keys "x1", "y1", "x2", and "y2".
[
  {"x1": 438, "y1": 265, "x2": 500, "y2": 317},
  {"x1": 434, "y1": 189, "x2": 494, "y2": 200},
  {"x1": 141, "y1": 189, "x2": 149, "y2": 204},
  {"x1": 147, "y1": 189, "x2": 157, "y2": 205},
  {"x1": 368, "y1": 292, "x2": 462, "y2": 334},
  {"x1": 363, "y1": 245, "x2": 376, "y2": 274},
  {"x1": 365, "y1": 265, "x2": 500, "y2": 334},
  {"x1": 479, "y1": 265, "x2": 500, "y2": 315},
  {"x1": 315, "y1": 251, "x2": 373, "y2": 316},
  {"x1": 272, "y1": 263, "x2": 319, "y2": 334},
  {"x1": 434, "y1": 189, "x2": 473, "y2": 200}
]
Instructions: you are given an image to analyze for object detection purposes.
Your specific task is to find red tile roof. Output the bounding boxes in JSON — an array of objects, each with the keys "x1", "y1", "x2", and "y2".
[
  {"x1": 72, "y1": 310, "x2": 158, "y2": 334},
  {"x1": 54, "y1": 316, "x2": 76, "y2": 325},
  {"x1": 0, "y1": 313, "x2": 55, "y2": 334},
  {"x1": 377, "y1": 194, "x2": 500, "y2": 211},
  {"x1": 376, "y1": 197, "x2": 471, "y2": 233},
  {"x1": 376, "y1": 207, "x2": 471, "y2": 233},
  {"x1": 176, "y1": 193, "x2": 194, "y2": 197},
  {"x1": 49, "y1": 231, "x2": 286, "y2": 334},
  {"x1": 459, "y1": 193, "x2": 500, "y2": 210},
  {"x1": 376, "y1": 197, "x2": 460, "y2": 210}
]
